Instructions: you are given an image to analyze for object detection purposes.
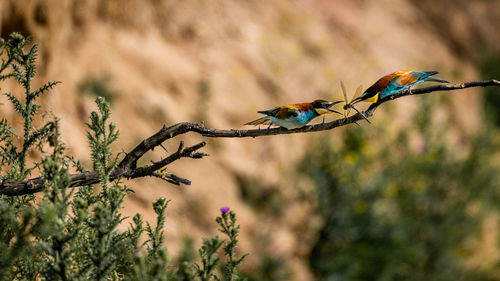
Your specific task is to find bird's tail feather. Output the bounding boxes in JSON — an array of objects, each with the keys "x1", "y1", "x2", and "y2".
[
  {"x1": 245, "y1": 116, "x2": 271, "y2": 126},
  {"x1": 257, "y1": 107, "x2": 280, "y2": 117},
  {"x1": 424, "y1": 77, "x2": 449, "y2": 83},
  {"x1": 424, "y1": 71, "x2": 439, "y2": 76}
]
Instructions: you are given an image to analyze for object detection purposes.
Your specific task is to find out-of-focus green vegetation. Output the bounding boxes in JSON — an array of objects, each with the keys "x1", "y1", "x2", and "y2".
[
  {"x1": 243, "y1": 254, "x2": 290, "y2": 281},
  {"x1": 300, "y1": 97, "x2": 500, "y2": 281},
  {"x1": 480, "y1": 48, "x2": 500, "y2": 127},
  {"x1": 78, "y1": 74, "x2": 117, "y2": 103},
  {"x1": 235, "y1": 173, "x2": 284, "y2": 216}
]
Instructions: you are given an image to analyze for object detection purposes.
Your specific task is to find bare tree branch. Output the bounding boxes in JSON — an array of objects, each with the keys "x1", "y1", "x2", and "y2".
[
  {"x1": 1, "y1": 79, "x2": 499, "y2": 196},
  {"x1": 0, "y1": 141, "x2": 208, "y2": 196},
  {"x1": 131, "y1": 141, "x2": 208, "y2": 179}
]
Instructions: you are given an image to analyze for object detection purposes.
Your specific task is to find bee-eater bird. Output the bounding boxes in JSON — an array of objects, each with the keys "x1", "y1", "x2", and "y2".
[
  {"x1": 245, "y1": 100, "x2": 344, "y2": 130},
  {"x1": 347, "y1": 70, "x2": 448, "y2": 106}
]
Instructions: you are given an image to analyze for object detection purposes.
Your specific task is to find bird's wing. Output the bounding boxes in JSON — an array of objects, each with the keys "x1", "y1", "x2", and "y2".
[
  {"x1": 394, "y1": 72, "x2": 420, "y2": 86},
  {"x1": 358, "y1": 80, "x2": 385, "y2": 101},
  {"x1": 358, "y1": 70, "x2": 411, "y2": 101},
  {"x1": 366, "y1": 71, "x2": 405, "y2": 96},
  {"x1": 279, "y1": 106, "x2": 300, "y2": 118},
  {"x1": 380, "y1": 72, "x2": 418, "y2": 98}
]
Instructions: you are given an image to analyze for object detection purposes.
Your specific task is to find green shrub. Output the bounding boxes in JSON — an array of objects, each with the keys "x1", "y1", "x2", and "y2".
[{"x1": 0, "y1": 33, "x2": 247, "y2": 281}]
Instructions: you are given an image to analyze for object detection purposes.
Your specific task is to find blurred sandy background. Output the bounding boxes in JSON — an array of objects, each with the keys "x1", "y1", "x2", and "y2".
[{"x1": 1, "y1": 0, "x2": 500, "y2": 279}]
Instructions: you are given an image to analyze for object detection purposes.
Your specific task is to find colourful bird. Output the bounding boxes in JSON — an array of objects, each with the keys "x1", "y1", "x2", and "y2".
[
  {"x1": 347, "y1": 70, "x2": 448, "y2": 106},
  {"x1": 245, "y1": 99, "x2": 343, "y2": 130}
]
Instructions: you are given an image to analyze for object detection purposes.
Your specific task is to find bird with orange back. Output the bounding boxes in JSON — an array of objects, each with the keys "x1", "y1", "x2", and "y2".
[
  {"x1": 245, "y1": 99, "x2": 344, "y2": 130},
  {"x1": 346, "y1": 70, "x2": 449, "y2": 107}
]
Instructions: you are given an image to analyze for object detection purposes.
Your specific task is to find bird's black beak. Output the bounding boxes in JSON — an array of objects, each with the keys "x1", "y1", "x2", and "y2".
[
  {"x1": 326, "y1": 108, "x2": 343, "y2": 115},
  {"x1": 325, "y1": 100, "x2": 344, "y2": 115},
  {"x1": 325, "y1": 100, "x2": 344, "y2": 108}
]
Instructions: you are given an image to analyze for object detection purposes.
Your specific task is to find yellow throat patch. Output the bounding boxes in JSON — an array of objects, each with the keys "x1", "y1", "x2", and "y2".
[
  {"x1": 363, "y1": 93, "x2": 379, "y2": 103},
  {"x1": 314, "y1": 108, "x2": 333, "y2": 115}
]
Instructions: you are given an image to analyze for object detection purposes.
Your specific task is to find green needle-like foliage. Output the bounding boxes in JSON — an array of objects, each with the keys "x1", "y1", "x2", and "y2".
[
  {"x1": 0, "y1": 32, "x2": 61, "y2": 180},
  {"x1": 217, "y1": 211, "x2": 248, "y2": 281},
  {"x1": 0, "y1": 32, "x2": 250, "y2": 281},
  {"x1": 146, "y1": 198, "x2": 169, "y2": 257},
  {"x1": 86, "y1": 96, "x2": 120, "y2": 185},
  {"x1": 195, "y1": 237, "x2": 225, "y2": 281},
  {"x1": 193, "y1": 210, "x2": 248, "y2": 281}
]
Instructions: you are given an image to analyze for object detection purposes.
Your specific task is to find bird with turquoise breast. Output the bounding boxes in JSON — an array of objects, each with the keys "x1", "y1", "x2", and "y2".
[
  {"x1": 245, "y1": 99, "x2": 343, "y2": 130},
  {"x1": 347, "y1": 70, "x2": 448, "y2": 106}
]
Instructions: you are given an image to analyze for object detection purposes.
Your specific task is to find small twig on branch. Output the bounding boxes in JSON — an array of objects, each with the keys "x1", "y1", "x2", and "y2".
[
  {"x1": 132, "y1": 141, "x2": 208, "y2": 179},
  {"x1": 1, "y1": 79, "x2": 499, "y2": 196},
  {"x1": 153, "y1": 168, "x2": 192, "y2": 185}
]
